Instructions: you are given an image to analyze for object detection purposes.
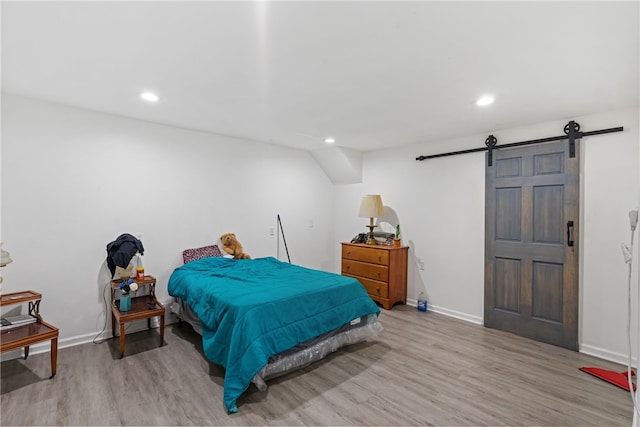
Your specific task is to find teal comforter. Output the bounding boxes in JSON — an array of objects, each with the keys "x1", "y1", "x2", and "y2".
[{"x1": 168, "y1": 256, "x2": 379, "y2": 413}]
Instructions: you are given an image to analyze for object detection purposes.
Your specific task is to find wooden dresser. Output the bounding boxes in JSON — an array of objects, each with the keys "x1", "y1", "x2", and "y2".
[{"x1": 341, "y1": 242, "x2": 408, "y2": 310}]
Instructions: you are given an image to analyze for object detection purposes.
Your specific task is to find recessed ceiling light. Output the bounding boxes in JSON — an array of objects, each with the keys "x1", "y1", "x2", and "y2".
[
  {"x1": 476, "y1": 95, "x2": 495, "y2": 106},
  {"x1": 324, "y1": 137, "x2": 336, "y2": 144},
  {"x1": 140, "y1": 92, "x2": 159, "y2": 102}
]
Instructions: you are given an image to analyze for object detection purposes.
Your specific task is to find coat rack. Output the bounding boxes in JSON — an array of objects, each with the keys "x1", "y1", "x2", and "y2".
[{"x1": 416, "y1": 121, "x2": 624, "y2": 166}]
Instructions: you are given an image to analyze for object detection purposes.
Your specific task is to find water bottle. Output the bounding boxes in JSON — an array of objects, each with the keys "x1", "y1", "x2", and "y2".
[
  {"x1": 120, "y1": 293, "x2": 131, "y2": 312},
  {"x1": 417, "y1": 292, "x2": 428, "y2": 312}
]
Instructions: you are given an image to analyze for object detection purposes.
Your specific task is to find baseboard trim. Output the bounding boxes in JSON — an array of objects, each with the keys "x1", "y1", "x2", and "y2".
[
  {"x1": 0, "y1": 309, "x2": 180, "y2": 362},
  {"x1": 405, "y1": 298, "x2": 483, "y2": 325},
  {"x1": 4, "y1": 300, "x2": 626, "y2": 368},
  {"x1": 1, "y1": 330, "x2": 102, "y2": 362},
  {"x1": 406, "y1": 299, "x2": 629, "y2": 366},
  {"x1": 579, "y1": 343, "x2": 635, "y2": 367}
]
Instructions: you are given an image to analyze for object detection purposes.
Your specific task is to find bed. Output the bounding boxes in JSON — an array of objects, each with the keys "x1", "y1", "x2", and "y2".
[{"x1": 168, "y1": 247, "x2": 381, "y2": 413}]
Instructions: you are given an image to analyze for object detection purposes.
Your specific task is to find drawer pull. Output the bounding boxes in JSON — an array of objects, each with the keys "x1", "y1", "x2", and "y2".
[{"x1": 376, "y1": 287, "x2": 380, "y2": 294}]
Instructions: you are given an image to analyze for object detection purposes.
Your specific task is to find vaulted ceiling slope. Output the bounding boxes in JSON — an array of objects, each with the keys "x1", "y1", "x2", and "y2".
[{"x1": 2, "y1": 1, "x2": 638, "y2": 152}]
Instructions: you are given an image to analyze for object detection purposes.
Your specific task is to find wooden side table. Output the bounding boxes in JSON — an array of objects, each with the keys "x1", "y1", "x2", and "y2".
[
  {"x1": 110, "y1": 276, "x2": 165, "y2": 358},
  {"x1": 0, "y1": 290, "x2": 59, "y2": 378}
]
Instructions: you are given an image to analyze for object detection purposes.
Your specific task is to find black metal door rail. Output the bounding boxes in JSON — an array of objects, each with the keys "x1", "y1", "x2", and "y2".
[{"x1": 415, "y1": 121, "x2": 624, "y2": 166}]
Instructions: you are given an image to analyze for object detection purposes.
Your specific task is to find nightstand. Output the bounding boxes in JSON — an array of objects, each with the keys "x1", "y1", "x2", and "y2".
[
  {"x1": 110, "y1": 276, "x2": 164, "y2": 358},
  {"x1": 341, "y1": 243, "x2": 408, "y2": 310},
  {"x1": 0, "y1": 290, "x2": 59, "y2": 378}
]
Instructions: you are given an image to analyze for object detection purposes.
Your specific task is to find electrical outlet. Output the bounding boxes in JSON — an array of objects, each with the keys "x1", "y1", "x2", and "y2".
[
  {"x1": 308, "y1": 219, "x2": 314, "y2": 228},
  {"x1": 418, "y1": 259, "x2": 425, "y2": 270},
  {"x1": 269, "y1": 227, "x2": 275, "y2": 236},
  {"x1": 630, "y1": 210, "x2": 638, "y2": 231}
]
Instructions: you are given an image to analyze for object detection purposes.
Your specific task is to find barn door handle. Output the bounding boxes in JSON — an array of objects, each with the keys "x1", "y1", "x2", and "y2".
[{"x1": 567, "y1": 221, "x2": 574, "y2": 247}]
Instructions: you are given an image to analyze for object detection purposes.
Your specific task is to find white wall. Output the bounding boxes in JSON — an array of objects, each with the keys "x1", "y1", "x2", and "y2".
[
  {"x1": 1, "y1": 94, "x2": 336, "y2": 349},
  {"x1": 334, "y1": 108, "x2": 639, "y2": 364},
  {"x1": 3, "y1": 94, "x2": 639, "y2": 366},
  {"x1": 580, "y1": 109, "x2": 639, "y2": 362}
]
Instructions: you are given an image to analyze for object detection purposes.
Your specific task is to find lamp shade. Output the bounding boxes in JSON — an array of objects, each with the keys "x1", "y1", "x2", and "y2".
[
  {"x1": 0, "y1": 243, "x2": 12, "y2": 267},
  {"x1": 359, "y1": 194, "x2": 384, "y2": 218}
]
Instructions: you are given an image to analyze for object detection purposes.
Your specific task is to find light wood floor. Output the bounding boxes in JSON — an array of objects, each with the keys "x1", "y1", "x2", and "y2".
[{"x1": 1, "y1": 305, "x2": 633, "y2": 426}]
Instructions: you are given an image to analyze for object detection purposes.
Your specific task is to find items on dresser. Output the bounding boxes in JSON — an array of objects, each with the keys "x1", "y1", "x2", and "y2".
[{"x1": 341, "y1": 242, "x2": 408, "y2": 310}]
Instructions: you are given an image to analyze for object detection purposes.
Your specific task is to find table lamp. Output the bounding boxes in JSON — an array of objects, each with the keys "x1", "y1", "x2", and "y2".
[
  {"x1": 0, "y1": 243, "x2": 13, "y2": 285},
  {"x1": 358, "y1": 194, "x2": 384, "y2": 245}
]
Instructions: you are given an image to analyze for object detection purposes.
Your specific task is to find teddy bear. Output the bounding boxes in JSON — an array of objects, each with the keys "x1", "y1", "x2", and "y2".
[{"x1": 220, "y1": 233, "x2": 251, "y2": 259}]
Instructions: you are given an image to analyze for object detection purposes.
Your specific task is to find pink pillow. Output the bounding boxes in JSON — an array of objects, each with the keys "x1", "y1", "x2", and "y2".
[{"x1": 182, "y1": 245, "x2": 223, "y2": 264}]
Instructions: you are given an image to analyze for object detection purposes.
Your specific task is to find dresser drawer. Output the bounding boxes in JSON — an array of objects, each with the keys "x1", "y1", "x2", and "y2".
[
  {"x1": 342, "y1": 245, "x2": 389, "y2": 265},
  {"x1": 345, "y1": 274, "x2": 389, "y2": 299},
  {"x1": 342, "y1": 259, "x2": 389, "y2": 282}
]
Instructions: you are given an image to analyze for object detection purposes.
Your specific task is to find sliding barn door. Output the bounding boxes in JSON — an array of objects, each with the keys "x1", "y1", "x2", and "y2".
[{"x1": 484, "y1": 140, "x2": 579, "y2": 350}]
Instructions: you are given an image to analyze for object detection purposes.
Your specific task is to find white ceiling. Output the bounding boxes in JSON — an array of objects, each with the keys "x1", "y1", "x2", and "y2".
[{"x1": 2, "y1": 1, "x2": 638, "y2": 152}]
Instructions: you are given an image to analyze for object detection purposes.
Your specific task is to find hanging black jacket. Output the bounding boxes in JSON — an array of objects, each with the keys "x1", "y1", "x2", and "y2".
[{"x1": 106, "y1": 234, "x2": 144, "y2": 277}]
